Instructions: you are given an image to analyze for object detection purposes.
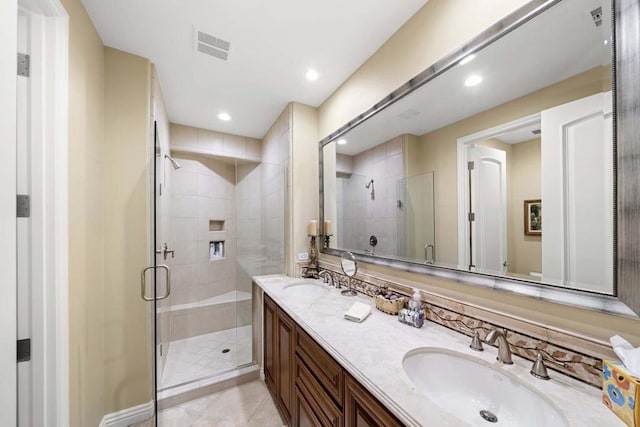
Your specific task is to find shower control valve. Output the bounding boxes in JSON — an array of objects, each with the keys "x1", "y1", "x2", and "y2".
[{"x1": 156, "y1": 242, "x2": 175, "y2": 260}]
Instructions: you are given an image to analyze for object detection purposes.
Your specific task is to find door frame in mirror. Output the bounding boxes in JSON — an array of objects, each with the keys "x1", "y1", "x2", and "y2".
[{"x1": 319, "y1": 0, "x2": 640, "y2": 318}]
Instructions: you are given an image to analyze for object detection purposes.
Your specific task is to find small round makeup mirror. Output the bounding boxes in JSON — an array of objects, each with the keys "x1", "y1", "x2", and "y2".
[{"x1": 340, "y1": 252, "x2": 358, "y2": 296}]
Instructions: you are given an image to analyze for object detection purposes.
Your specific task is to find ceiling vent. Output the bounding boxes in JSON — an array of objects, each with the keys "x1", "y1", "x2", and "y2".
[
  {"x1": 195, "y1": 29, "x2": 230, "y2": 61},
  {"x1": 397, "y1": 109, "x2": 421, "y2": 120},
  {"x1": 590, "y1": 7, "x2": 603, "y2": 27}
]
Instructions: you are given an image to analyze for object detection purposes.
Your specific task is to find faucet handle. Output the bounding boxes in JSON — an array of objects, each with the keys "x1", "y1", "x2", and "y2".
[
  {"x1": 529, "y1": 349, "x2": 568, "y2": 380},
  {"x1": 530, "y1": 352, "x2": 550, "y2": 380},
  {"x1": 460, "y1": 327, "x2": 484, "y2": 352}
]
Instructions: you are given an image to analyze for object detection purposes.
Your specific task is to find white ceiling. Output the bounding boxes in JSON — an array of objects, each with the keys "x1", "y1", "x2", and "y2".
[
  {"x1": 335, "y1": 0, "x2": 611, "y2": 156},
  {"x1": 81, "y1": 0, "x2": 428, "y2": 138}
]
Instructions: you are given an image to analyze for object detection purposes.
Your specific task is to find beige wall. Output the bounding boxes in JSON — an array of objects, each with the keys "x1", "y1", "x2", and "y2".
[
  {"x1": 317, "y1": 0, "x2": 528, "y2": 139},
  {"x1": 291, "y1": 103, "x2": 319, "y2": 274},
  {"x1": 315, "y1": 1, "x2": 640, "y2": 345},
  {"x1": 66, "y1": 16, "x2": 156, "y2": 422},
  {"x1": 510, "y1": 138, "x2": 542, "y2": 275},
  {"x1": 63, "y1": 0, "x2": 106, "y2": 424},
  {"x1": 103, "y1": 47, "x2": 153, "y2": 415}
]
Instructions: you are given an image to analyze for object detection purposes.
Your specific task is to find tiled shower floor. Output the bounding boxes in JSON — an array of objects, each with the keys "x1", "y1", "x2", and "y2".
[{"x1": 160, "y1": 325, "x2": 252, "y2": 389}]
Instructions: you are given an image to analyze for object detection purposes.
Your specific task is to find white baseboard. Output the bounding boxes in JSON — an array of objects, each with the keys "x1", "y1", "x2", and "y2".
[{"x1": 99, "y1": 400, "x2": 154, "y2": 427}]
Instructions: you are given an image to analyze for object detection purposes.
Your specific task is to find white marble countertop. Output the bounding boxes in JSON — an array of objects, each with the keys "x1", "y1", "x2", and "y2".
[{"x1": 253, "y1": 275, "x2": 624, "y2": 427}]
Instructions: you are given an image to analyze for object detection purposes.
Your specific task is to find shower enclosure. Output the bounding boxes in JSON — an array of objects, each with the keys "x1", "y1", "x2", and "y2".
[{"x1": 151, "y1": 128, "x2": 285, "y2": 406}]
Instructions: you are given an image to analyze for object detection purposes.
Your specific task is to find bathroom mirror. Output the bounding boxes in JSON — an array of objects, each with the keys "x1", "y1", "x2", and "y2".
[{"x1": 320, "y1": 0, "x2": 640, "y2": 316}]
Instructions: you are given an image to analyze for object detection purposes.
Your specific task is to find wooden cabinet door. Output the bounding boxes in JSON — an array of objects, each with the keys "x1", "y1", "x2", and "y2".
[
  {"x1": 277, "y1": 307, "x2": 295, "y2": 424},
  {"x1": 344, "y1": 375, "x2": 402, "y2": 427},
  {"x1": 295, "y1": 356, "x2": 343, "y2": 427},
  {"x1": 295, "y1": 385, "x2": 323, "y2": 427},
  {"x1": 264, "y1": 294, "x2": 277, "y2": 394}
]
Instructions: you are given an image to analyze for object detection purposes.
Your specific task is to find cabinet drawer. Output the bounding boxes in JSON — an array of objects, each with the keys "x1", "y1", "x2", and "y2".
[
  {"x1": 295, "y1": 327, "x2": 344, "y2": 406},
  {"x1": 344, "y1": 374, "x2": 403, "y2": 427},
  {"x1": 295, "y1": 356, "x2": 343, "y2": 427}
]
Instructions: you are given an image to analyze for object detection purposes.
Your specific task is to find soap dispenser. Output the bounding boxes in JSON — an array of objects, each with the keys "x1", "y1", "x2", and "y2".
[{"x1": 399, "y1": 289, "x2": 425, "y2": 328}]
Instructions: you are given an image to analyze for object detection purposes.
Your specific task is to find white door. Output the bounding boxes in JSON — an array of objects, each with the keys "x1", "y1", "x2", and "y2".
[
  {"x1": 467, "y1": 145, "x2": 508, "y2": 273},
  {"x1": 0, "y1": 0, "x2": 18, "y2": 425},
  {"x1": 541, "y1": 92, "x2": 613, "y2": 292},
  {"x1": 16, "y1": 14, "x2": 32, "y2": 427}
]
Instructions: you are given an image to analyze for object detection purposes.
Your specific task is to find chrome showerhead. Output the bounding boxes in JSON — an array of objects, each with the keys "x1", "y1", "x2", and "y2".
[{"x1": 165, "y1": 154, "x2": 181, "y2": 170}]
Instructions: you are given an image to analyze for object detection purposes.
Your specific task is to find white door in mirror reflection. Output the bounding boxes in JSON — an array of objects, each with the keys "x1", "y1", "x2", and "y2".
[
  {"x1": 467, "y1": 146, "x2": 508, "y2": 273},
  {"x1": 542, "y1": 92, "x2": 613, "y2": 292}
]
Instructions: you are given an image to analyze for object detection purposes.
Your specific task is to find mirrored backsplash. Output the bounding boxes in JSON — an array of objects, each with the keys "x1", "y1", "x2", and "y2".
[{"x1": 322, "y1": 0, "x2": 614, "y2": 295}]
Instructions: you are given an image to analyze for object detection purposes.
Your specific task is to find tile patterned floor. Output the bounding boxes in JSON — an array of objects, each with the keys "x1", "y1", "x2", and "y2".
[
  {"x1": 161, "y1": 326, "x2": 252, "y2": 388},
  {"x1": 134, "y1": 379, "x2": 284, "y2": 427}
]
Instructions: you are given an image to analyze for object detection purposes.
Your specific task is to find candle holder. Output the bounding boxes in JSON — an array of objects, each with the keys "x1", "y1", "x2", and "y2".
[
  {"x1": 323, "y1": 234, "x2": 333, "y2": 250},
  {"x1": 302, "y1": 234, "x2": 319, "y2": 279}
]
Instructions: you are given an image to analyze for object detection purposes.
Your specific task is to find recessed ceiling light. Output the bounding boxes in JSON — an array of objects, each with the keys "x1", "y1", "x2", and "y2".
[
  {"x1": 458, "y1": 54, "x2": 476, "y2": 66},
  {"x1": 465, "y1": 75, "x2": 483, "y2": 87},
  {"x1": 306, "y1": 69, "x2": 319, "y2": 81},
  {"x1": 603, "y1": 39, "x2": 609, "y2": 45},
  {"x1": 337, "y1": 139, "x2": 347, "y2": 145},
  {"x1": 217, "y1": 112, "x2": 231, "y2": 121}
]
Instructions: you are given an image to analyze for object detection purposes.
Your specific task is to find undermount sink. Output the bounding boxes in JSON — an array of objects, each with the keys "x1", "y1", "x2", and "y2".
[
  {"x1": 402, "y1": 348, "x2": 569, "y2": 427},
  {"x1": 282, "y1": 281, "x2": 329, "y2": 300}
]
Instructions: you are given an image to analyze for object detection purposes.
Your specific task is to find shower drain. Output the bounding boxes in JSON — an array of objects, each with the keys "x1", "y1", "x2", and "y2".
[
  {"x1": 221, "y1": 348, "x2": 230, "y2": 354},
  {"x1": 479, "y1": 410, "x2": 498, "y2": 423}
]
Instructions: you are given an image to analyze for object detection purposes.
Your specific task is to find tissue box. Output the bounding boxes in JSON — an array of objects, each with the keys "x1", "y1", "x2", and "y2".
[
  {"x1": 602, "y1": 360, "x2": 639, "y2": 426},
  {"x1": 374, "y1": 294, "x2": 405, "y2": 315}
]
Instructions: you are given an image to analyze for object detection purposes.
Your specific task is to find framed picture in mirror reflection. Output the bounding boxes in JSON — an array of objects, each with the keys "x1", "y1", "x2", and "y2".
[{"x1": 524, "y1": 199, "x2": 542, "y2": 236}]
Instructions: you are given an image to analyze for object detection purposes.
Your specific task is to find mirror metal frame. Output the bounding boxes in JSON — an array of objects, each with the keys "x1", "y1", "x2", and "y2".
[{"x1": 319, "y1": 0, "x2": 640, "y2": 318}]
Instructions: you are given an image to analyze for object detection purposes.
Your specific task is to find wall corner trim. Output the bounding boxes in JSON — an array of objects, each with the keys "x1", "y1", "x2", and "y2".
[{"x1": 99, "y1": 400, "x2": 154, "y2": 427}]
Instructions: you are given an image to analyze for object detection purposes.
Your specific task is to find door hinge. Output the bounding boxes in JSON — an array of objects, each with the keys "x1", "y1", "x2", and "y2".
[
  {"x1": 467, "y1": 161, "x2": 475, "y2": 170},
  {"x1": 17, "y1": 194, "x2": 30, "y2": 218},
  {"x1": 160, "y1": 343, "x2": 163, "y2": 357},
  {"x1": 468, "y1": 212, "x2": 475, "y2": 222},
  {"x1": 17, "y1": 339, "x2": 31, "y2": 363},
  {"x1": 17, "y1": 53, "x2": 30, "y2": 77}
]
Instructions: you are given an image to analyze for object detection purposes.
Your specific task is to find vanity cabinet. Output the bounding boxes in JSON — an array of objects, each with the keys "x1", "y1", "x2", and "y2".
[
  {"x1": 264, "y1": 294, "x2": 295, "y2": 424},
  {"x1": 344, "y1": 375, "x2": 402, "y2": 427},
  {"x1": 264, "y1": 294, "x2": 402, "y2": 427}
]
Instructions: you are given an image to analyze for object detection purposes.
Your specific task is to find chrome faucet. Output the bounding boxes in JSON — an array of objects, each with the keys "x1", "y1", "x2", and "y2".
[
  {"x1": 318, "y1": 270, "x2": 336, "y2": 288},
  {"x1": 485, "y1": 329, "x2": 513, "y2": 364}
]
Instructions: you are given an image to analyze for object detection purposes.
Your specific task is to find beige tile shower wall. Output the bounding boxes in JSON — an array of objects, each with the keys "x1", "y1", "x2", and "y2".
[
  {"x1": 261, "y1": 105, "x2": 293, "y2": 273},
  {"x1": 317, "y1": 0, "x2": 528, "y2": 139},
  {"x1": 170, "y1": 123, "x2": 261, "y2": 162},
  {"x1": 350, "y1": 136, "x2": 406, "y2": 255},
  {"x1": 169, "y1": 154, "x2": 237, "y2": 308},
  {"x1": 260, "y1": 162, "x2": 286, "y2": 276},
  {"x1": 316, "y1": 1, "x2": 640, "y2": 346},
  {"x1": 152, "y1": 65, "x2": 173, "y2": 375},
  {"x1": 236, "y1": 161, "x2": 263, "y2": 294},
  {"x1": 63, "y1": 0, "x2": 106, "y2": 424},
  {"x1": 103, "y1": 47, "x2": 153, "y2": 416}
]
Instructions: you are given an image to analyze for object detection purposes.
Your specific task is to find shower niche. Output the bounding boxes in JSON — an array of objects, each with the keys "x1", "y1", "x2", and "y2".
[
  {"x1": 209, "y1": 240, "x2": 225, "y2": 260},
  {"x1": 209, "y1": 219, "x2": 225, "y2": 231}
]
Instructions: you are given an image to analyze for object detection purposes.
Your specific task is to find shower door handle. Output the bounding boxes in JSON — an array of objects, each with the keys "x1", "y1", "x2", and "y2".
[{"x1": 140, "y1": 264, "x2": 171, "y2": 301}]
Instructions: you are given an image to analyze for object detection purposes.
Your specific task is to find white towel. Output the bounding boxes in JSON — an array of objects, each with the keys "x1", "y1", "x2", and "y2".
[
  {"x1": 610, "y1": 335, "x2": 640, "y2": 376},
  {"x1": 344, "y1": 301, "x2": 371, "y2": 323}
]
